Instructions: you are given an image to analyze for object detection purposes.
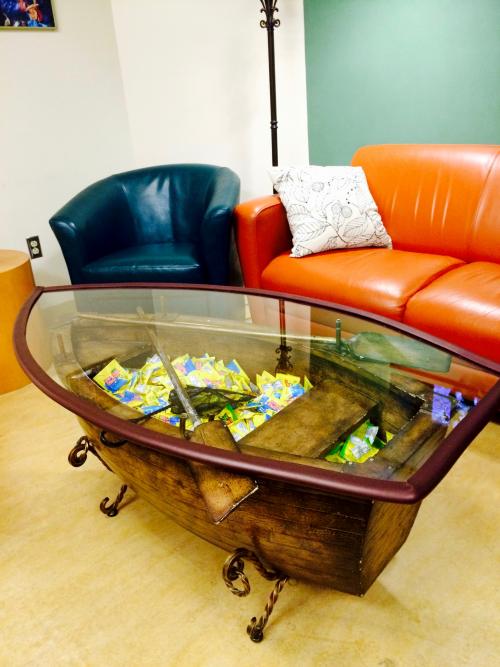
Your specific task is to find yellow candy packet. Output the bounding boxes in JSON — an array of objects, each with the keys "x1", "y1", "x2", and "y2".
[
  {"x1": 93, "y1": 359, "x2": 131, "y2": 394},
  {"x1": 276, "y1": 372, "x2": 301, "y2": 386},
  {"x1": 228, "y1": 419, "x2": 251, "y2": 441},
  {"x1": 114, "y1": 389, "x2": 143, "y2": 409},
  {"x1": 342, "y1": 438, "x2": 378, "y2": 464},
  {"x1": 184, "y1": 370, "x2": 208, "y2": 388},
  {"x1": 325, "y1": 420, "x2": 381, "y2": 464},
  {"x1": 261, "y1": 370, "x2": 276, "y2": 383},
  {"x1": 227, "y1": 359, "x2": 251, "y2": 383},
  {"x1": 251, "y1": 414, "x2": 268, "y2": 428},
  {"x1": 218, "y1": 404, "x2": 239, "y2": 425},
  {"x1": 140, "y1": 355, "x2": 164, "y2": 383},
  {"x1": 233, "y1": 409, "x2": 255, "y2": 420},
  {"x1": 171, "y1": 354, "x2": 190, "y2": 373}
]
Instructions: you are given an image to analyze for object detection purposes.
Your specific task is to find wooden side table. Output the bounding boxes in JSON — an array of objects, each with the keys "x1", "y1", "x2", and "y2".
[{"x1": 0, "y1": 250, "x2": 35, "y2": 394}]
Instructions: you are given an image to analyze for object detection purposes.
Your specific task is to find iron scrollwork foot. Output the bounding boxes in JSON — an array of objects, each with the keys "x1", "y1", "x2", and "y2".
[
  {"x1": 100, "y1": 484, "x2": 128, "y2": 517},
  {"x1": 222, "y1": 548, "x2": 289, "y2": 642},
  {"x1": 68, "y1": 436, "x2": 92, "y2": 467}
]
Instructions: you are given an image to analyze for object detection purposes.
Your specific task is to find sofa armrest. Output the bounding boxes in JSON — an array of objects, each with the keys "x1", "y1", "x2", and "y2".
[
  {"x1": 234, "y1": 195, "x2": 292, "y2": 288},
  {"x1": 49, "y1": 177, "x2": 135, "y2": 284}
]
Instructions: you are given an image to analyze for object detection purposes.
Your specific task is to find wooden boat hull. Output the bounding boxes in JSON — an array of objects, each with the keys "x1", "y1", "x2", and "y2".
[
  {"x1": 80, "y1": 418, "x2": 420, "y2": 595},
  {"x1": 58, "y1": 314, "x2": 439, "y2": 595}
]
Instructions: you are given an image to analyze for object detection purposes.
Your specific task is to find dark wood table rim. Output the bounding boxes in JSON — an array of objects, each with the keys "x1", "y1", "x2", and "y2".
[{"x1": 14, "y1": 283, "x2": 500, "y2": 505}]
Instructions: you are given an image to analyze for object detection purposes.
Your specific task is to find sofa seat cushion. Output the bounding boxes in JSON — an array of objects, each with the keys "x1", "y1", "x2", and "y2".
[
  {"x1": 404, "y1": 262, "x2": 500, "y2": 363},
  {"x1": 261, "y1": 248, "x2": 464, "y2": 320},
  {"x1": 81, "y1": 242, "x2": 204, "y2": 283}
]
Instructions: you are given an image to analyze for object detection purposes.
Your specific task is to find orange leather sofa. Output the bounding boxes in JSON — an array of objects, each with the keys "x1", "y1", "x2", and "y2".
[{"x1": 235, "y1": 145, "x2": 500, "y2": 364}]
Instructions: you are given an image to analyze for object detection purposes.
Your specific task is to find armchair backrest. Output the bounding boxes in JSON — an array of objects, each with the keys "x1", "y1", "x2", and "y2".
[{"x1": 116, "y1": 164, "x2": 226, "y2": 245}]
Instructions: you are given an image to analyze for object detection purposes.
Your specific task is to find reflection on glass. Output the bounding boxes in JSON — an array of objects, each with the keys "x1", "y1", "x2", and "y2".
[{"x1": 25, "y1": 287, "x2": 497, "y2": 486}]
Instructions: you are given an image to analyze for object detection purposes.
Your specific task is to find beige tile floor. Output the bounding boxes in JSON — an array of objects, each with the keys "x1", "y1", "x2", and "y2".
[{"x1": 1, "y1": 384, "x2": 499, "y2": 667}]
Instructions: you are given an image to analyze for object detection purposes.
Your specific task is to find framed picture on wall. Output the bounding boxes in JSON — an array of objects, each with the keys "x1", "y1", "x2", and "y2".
[{"x1": 1, "y1": 1, "x2": 55, "y2": 29}]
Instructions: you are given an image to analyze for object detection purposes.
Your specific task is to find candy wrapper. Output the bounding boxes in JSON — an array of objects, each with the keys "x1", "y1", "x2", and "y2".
[
  {"x1": 324, "y1": 420, "x2": 393, "y2": 464},
  {"x1": 220, "y1": 370, "x2": 312, "y2": 442},
  {"x1": 93, "y1": 359, "x2": 131, "y2": 394}
]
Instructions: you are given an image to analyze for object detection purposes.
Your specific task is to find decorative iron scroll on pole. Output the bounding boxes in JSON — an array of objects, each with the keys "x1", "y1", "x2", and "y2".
[
  {"x1": 275, "y1": 298, "x2": 293, "y2": 374},
  {"x1": 260, "y1": 0, "x2": 280, "y2": 167}
]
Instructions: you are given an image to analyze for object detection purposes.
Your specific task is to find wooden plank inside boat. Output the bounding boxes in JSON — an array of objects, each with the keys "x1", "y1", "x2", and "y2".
[{"x1": 241, "y1": 379, "x2": 378, "y2": 458}]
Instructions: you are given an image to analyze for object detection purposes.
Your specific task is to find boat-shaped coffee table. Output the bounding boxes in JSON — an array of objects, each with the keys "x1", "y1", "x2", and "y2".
[{"x1": 15, "y1": 284, "x2": 500, "y2": 641}]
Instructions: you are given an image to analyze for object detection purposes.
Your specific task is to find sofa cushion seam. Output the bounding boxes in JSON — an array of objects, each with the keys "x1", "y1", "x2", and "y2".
[{"x1": 400, "y1": 261, "x2": 466, "y2": 319}]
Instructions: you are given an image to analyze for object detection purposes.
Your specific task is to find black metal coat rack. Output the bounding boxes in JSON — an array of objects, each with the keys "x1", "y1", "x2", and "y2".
[{"x1": 260, "y1": 1, "x2": 280, "y2": 167}]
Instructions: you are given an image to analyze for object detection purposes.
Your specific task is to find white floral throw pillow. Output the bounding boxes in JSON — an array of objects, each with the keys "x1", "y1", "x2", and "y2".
[{"x1": 269, "y1": 165, "x2": 392, "y2": 258}]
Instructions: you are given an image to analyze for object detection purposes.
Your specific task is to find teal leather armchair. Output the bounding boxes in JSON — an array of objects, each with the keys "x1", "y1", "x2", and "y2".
[{"x1": 49, "y1": 164, "x2": 240, "y2": 285}]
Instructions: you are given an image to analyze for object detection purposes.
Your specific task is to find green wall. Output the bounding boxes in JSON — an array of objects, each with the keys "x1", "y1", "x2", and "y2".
[{"x1": 304, "y1": 0, "x2": 500, "y2": 164}]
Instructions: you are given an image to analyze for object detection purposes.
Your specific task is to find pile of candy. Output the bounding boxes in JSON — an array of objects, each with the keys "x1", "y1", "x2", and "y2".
[
  {"x1": 324, "y1": 420, "x2": 393, "y2": 464},
  {"x1": 93, "y1": 354, "x2": 313, "y2": 442},
  {"x1": 219, "y1": 370, "x2": 313, "y2": 441}
]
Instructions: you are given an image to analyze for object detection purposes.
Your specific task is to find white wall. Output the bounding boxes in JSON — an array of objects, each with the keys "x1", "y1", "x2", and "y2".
[
  {"x1": 0, "y1": 0, "x2": 308, "y2": 286},
  {"x1": 111, "y1": 0, "x2": 309, "y2": 201},
  {"x1": 0, "y1": 0, "x2": 134, "y2": 285}
]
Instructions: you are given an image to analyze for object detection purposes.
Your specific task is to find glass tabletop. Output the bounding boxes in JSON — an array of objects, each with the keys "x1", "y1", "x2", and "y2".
[{"x1": 16, "y1": 284, "x2": 500, "y2": 503}]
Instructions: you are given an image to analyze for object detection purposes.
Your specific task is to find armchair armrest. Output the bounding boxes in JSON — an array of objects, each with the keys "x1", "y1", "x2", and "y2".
[
  {"x1": 234, "y1": 195, "x2": 292, "y2": 289},
  {"x1": 49, "y1": 177, "x2": 134, "y2": 284},
  {"x1": 200, "y1": 168, "x2": 241, "y2": 285}
]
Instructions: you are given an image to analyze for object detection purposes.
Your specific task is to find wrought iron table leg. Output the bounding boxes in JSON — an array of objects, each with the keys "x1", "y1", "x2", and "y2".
[
  {"x1": 223, "y1": 548, "x2": 290, "y2": 642},
  {"x1": 69, "y1": 435, "x2": 128, "y2": 517},
  {"x1": 100, "y1": 484, "x2": 128, "y2": 518},
  {"x1": 68, "y1": 435, "x2": 92, "y2": 467}
]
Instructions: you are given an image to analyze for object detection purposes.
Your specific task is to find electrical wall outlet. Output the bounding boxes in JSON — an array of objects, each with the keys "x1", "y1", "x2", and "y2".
[{"x1": 26, "y1": 235, "x2": 43, "y2": 259}]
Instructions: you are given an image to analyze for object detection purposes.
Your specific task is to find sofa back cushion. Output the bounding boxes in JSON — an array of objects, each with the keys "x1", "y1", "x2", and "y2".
[
  {"x1": 468, "y1": 151, "x2": 500, "y2": 263},
  {"x1": 352, "y1": 144, "x2": 500, "y2": 262}
]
